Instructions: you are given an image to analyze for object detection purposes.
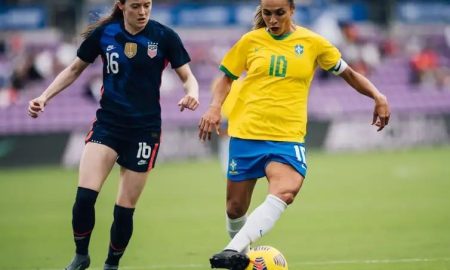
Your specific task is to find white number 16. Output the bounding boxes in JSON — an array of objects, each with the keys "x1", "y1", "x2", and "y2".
[{"x1": 137, "y1": 142, "x2": 152, "y2": 159}]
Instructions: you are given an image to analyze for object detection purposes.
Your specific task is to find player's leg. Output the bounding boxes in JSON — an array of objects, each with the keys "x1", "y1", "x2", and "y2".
[
  {"x1": 225, "y1": 179, "x2": 256, "y2": 240},
  {"x1": 66, "y1": 142, "x2": 118, "y2": 270},
  {"x1": 212, "y1": 162, "x2": 303, "y2": 270},
  {"x1": 210, "y1": 179, "x2": 256, "y2": 269},
  {"x1": 266, "y1": 161, "x2": 304, "y2": 205},
  {"x1": 226, "y1": 179, "x2": 257, "y2": 241},
  {"x1": 211, "y1": 137, "x2": 268, "y2": 269},
  {"x1": 210, "y1": 141, "x2": 306, "y2": 269},
  {"x1": 104, "y1": 167, "x2": 149, "y2": 269},
  {"x1": 224, "y1": 162, "x2": 303, "y2": 252},
  {"x1": 104, "y1": 134, "x2": 159, "y2": 269}
]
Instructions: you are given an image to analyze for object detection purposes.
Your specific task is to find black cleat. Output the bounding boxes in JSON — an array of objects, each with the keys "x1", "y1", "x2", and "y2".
[
  {"x1": 64, "y1": 254, "x2": 90, "y2": 270},
  {"x1": 209, "y1": 249, "x2": 249, "y2": 270}
]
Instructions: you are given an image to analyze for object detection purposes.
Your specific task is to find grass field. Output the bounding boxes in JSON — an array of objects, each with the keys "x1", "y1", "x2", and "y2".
[{"x1": 1, "y1": 146, "x2": 450, "y2": 270}]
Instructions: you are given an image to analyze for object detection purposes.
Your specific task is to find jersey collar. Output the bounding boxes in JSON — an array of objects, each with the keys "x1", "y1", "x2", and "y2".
[{"x1": 266, "y1": 28, "x2": 293, "y2": 40}]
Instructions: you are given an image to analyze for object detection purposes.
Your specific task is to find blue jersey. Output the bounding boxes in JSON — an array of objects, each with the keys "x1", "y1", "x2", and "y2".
[{"x1": 77, "y1": 19, "x2": 190, "y2": 131}]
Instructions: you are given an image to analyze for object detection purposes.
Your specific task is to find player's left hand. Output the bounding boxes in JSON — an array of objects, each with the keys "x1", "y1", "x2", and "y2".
[
  {"x1": 372, "y1": 94, "x2": 390, "y2": 131},
  {"x1": 178, "y1": 95, "x2": 199, "y2": 112}
]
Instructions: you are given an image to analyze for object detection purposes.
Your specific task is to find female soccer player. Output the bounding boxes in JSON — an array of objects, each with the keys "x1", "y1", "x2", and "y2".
[
  {"x1": 28, "y1": 1, "x2": 199, "y2": 269},
  {"x1": 198, "y1": 0, "x2": 390, "y2": 269}
]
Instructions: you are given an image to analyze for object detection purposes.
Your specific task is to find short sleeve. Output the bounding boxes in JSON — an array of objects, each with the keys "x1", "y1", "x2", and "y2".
[
  {"x1": 166, "y1": 29, "x2": 191, "y2": 69},
  {"x1": 77, "y1": 28, "x2": 102, "y2": 63},
  {"x1": 220, "y1": 35, "x2": 249, "y2": 80},
  {"x1": 316, "y1": 35, "x2": 341, "y2": 71}
]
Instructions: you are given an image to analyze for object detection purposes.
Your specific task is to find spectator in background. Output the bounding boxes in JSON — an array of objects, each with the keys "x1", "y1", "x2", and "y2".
[
  {"x1": 11, "y1": 53, "x2": 43, "y2": 91},
  {"x1": 338, "y1": 21, "x2": 381, "y2": 76},
  {"x1": 409, "y1": 45, "x2": 439, "y2": 87}
]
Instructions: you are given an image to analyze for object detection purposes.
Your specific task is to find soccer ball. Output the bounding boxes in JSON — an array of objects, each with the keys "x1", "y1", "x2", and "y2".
[{"x1": 245, "y1": 246, "x2": 288, "y2": 270}]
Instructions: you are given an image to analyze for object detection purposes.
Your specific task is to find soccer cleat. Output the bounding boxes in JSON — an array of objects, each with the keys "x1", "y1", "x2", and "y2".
[
  {"x1": 64, "y1": 254, "x2": 90, "y2": 270},
  {"x1": 103, "y1": 264, "x2": 119, "y2": 270},
  {"x1": 209, "y1": 249, "x2": 250, "y2": 270}
]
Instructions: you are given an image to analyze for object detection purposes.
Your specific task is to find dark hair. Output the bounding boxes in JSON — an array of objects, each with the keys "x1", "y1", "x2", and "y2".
[
  {"x1": 253, "y1": 0, "x2": 295, "y2": 30},
  {"x1": 81, "y1": 0, "x2": 126, "y2": 39}
]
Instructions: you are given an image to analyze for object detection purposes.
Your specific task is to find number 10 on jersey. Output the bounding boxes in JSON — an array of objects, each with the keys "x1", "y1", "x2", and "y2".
[{"x1": 269, "y1": 55, "x2": 287, "y2": 77}]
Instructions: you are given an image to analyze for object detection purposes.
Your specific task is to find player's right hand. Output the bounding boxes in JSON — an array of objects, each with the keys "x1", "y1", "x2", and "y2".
[
  {"x1": 198, "y1": 105, "x2": 221, "y2": 141},
  {"x1": 27, "y1": 97, "x2": 46, "y2": 118}
]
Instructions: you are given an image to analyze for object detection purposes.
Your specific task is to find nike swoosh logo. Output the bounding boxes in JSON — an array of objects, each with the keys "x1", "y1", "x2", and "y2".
[{"x1": 333, "y1": 61, "x2": 342, "y2": 72}]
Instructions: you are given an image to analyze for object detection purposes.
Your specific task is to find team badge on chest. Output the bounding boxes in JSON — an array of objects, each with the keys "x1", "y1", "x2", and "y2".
[
  {"x1": 124, "y1": 42, "x2": 137, "y2": 58},
  {"x1": 147, "y1": 42, "x2": 158, "y2": 58},
  {"x1": 294, "y1": 44, "x2": 304, "y2": 56}
]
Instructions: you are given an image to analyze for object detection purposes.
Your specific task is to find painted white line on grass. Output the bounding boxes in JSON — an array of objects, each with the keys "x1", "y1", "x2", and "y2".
[
  {"x1": 19, "y1": 257, "x2": 450, "y2": 270},
  {"x1": 292, "y1": 257, "x2": 450, "y2": 266}
]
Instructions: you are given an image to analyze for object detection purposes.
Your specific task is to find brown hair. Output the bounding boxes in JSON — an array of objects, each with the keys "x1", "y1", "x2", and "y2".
[
  {"x1": 252, "y1": 0, "x2": 295, "y2": 30},
  {"x1": 81, "y1": 0, "x2": 125, "y2": 39}
]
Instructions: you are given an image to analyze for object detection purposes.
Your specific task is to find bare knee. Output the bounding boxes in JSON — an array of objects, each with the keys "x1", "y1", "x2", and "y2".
[
  {"x1": 276, "y1": 191, "x2": 298, "y2": 205},
  {"x1": 226, "y1": 199, "x2": 248, "y2": 219}
]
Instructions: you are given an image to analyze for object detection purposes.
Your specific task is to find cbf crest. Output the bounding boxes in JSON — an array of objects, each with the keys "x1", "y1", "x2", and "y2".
[
  {"x1": 124, "y1": 42, "x2": 137, "y2": 58},
  {"x1": 294, "y1": 44, "x2": 304, "y2": 56},
  {"x1": 147, "y1": 42, "x2": 158, "y2": 58}
]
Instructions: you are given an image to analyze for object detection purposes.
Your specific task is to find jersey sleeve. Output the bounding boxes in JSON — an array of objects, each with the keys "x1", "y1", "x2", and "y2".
[
  {"x1": 219, "y1": 35, "x2": 249, "y2": 80},
  {"x1": 77, "y1": 28, "x2": 102, "y2": 63},
  {"x1": 316, "y1": 35, "x2": 342, "y2": 71},
  {"x1": 166, "y1": 29, "x2": 191, "y2": 69}
]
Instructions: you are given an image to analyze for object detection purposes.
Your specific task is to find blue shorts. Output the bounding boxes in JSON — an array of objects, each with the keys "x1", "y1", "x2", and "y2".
[
  {"x1": 227, "y1": 137, "x2": 308, "y2": 181},
  {"x1": 85, "y1": 122, "x2": 161, "y2": 173}
]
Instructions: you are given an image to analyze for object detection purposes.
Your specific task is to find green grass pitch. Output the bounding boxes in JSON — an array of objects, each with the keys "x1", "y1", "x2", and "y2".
[{"x1": 0, "y1": 146, "x2": 449, "y2": 270}]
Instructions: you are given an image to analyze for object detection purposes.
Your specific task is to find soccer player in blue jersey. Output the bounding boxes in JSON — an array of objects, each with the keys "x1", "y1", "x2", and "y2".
[
  {"x1": 27, "y1": 1, "x2": 199, "y2": 269},
  {"x1": 199, "y1": 0, "x2": 390, "y2": 269}
]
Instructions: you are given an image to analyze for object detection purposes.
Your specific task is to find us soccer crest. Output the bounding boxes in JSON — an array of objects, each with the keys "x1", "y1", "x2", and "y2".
[
  {"x1": 294, "y1": 44, "x2": 304, "y2": 56},
  {"x1": 124, "y1": 42, "x2": 137, "y2": 58},
  {"x1": 147, "y1": 42, "x2": 158, "y2": 58}
]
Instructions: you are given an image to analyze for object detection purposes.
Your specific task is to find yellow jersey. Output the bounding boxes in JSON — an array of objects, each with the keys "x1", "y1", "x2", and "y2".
[
  {"x1": 220, "y1": 26, "x2": 341, "y2": 142},
  {"x1": 222, "y1": 79, "x2": 242, "y2": 119}
]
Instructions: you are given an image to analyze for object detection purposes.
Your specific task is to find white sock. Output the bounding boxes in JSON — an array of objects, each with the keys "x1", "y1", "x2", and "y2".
[
  {"x1": 225, "y1": 194, "x2": 287, "y2": 252},
  {"x1": 226, "y1": 214, "x2": 249, "y2": 253},
  {"x1": 226, "y1": 214, "x2": 247, "y2": 238}
]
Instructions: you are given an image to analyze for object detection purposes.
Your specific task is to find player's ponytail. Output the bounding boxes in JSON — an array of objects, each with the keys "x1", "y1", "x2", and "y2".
[
  {"x1": 252, "y1": 5, "x2": 266, "y2": 30},
  {"x1": 81, "y1": 0, "x2": 125, "y2": 39}
]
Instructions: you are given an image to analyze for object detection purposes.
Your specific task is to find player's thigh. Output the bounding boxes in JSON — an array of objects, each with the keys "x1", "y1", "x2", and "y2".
[
  {"x1": 265, "y1": 162, "x2": 304, "y2": 204},
  {"x1": 116, "y1": 131, "x2": 161, "y2": 173},
  {"x1": 226, "y1": 179, "x2": 257, "y2": 218},
  {"x1": 79, "y1": 142, "x2": 118, "y2": 191},
  {"x1": 116, "y1": 167, "x2": 149, "y2": 208}
]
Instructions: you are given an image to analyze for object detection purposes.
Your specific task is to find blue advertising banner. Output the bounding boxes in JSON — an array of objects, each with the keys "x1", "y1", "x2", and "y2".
[
  {"x1": 396, "y1": 2, "x2": 450, "y2": 23},
  {"x1": 87, "y1": 3, "x2": 368, "y2": 27},
  {"x1": 0, "y1": 7, "x2": 47, "y2": 30}
]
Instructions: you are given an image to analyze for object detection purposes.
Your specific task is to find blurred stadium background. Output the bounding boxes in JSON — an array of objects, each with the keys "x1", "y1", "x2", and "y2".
[{"x1": 0, "y1": 0, "x2": 449, "y2": 269}]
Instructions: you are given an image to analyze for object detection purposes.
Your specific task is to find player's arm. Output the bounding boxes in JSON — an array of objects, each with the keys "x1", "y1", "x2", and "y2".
[
  {"x1": 334, "y1": 60, "x2": 391, "y2": 131},
  {"x1": 198, "y1": 74, "x2": 233, "y2": 141},
  {"x1": 174, "y1": 63, "x2": 199, "y2": 112},
  {"x1": 28, "y1": 57, "x2": 90, "y2": 118}
]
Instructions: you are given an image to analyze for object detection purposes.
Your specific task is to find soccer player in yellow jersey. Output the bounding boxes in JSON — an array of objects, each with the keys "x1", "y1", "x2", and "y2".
[{"x1": 199, "y1": 0, "x2": 390, "y2": 269}]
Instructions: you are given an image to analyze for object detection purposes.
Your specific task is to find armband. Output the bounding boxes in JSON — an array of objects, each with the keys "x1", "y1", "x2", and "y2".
[{"x1": 330, "y1": 59, "x2": 348, "y2": 75}]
